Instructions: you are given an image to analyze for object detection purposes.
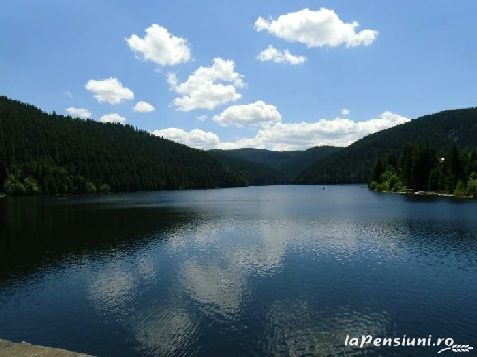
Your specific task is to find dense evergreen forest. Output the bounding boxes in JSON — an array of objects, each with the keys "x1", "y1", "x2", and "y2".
[
  {"x1": 3, "y1": 95, "x2": 477, "y2": 196},
  {"x1": 0, "y1": 96, "x2": 246, "y2": 195},
  {"x1": 279, "y1": 146, "x2": 342, "y2": 178},
  {"x1": 209, "y1": 146, "x2": 341, "y2": 183},
  {"x1": 208, "y1": 150, "x2": 289, "y2": 185},
  {"x1": 369, "y1": 143, "x2": 477, "y2": 197},
  {"x1": 295, "y1": 108, "x2": 477, "y2": 184},
  {"x1": 214, "y1": 148, "x2": 299, "y2": 168}
]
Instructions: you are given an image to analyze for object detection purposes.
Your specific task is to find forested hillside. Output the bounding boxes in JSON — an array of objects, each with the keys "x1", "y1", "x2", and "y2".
[
  {"x1": 4, "y1": 96, "x2": 477, "y2": 195},
  {"x1": 296, "y1": 108, "x2": 477, "y2": 184},
  {"x1": 210, "y1": 146, "x2": 341, "y2": 182},
  {"x1": 208, "y1": 150, "x2": 289, "y2": 185},
  {"x1": 212, "y1": 148, "x2": 299, "y2": 169},
  {"x1": 280, "y1": 146, "x2": 342, "y2": 178},
  {"x1": 369, "y1": 143, "x2": 477, "y2": 196},
  {"x1": 0, "y1": 97, "x2": 246, "y2": 195}
]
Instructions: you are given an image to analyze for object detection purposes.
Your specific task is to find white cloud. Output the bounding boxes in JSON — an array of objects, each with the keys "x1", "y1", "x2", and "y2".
[
  {"x1": 100, "y1": 113, "x2": 126, "y2": 125},
  {"x1": 213, "y1": 101, "x2": 281, "y2": 127},
  {"x1": 85, "y1": 78, "x2": 134, "y2": 105},
  {"x1": 66, "y1": 107, "x2": 91, "y2": 119},
  {"x1": 255, "y1": 8, "x2": 378, "y2": 48},
  {"x1": 257, "y1": 45, "x2": 307, "y2": 65},
  {"x1": 65, "y1": 91, "x2": 73, "y2": 98},
  {"x1": 167, "y1": 58, "x2": 245, "y2": 111},
  {"x1": 152, "y1": 128, "x2": 220, "y2": 149},
  {"x1": 217, "y1": 138, "x2": 265, "y2": 151},
  {"x1": 197, "y1": 115, "x2": 208, "y2": 122},
  {"x1": 341, "y1": 108, "x2": 350, "y2": 116},
  {"x1": 126, "y1": 24, "x2": 191, "y2": 66},
  {"x1": 151, "y1": 112, "x2": 409, "y2": 151},
  {"x1": 219, "y1": 111, "x2": 410, "y2": 150},
  {"x1": 133, "y1": 101, "x2": 155, "y2": 113}
]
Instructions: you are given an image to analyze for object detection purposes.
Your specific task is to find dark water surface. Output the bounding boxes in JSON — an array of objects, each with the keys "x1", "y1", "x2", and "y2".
[{"x1": 0, "y1": 185, "x2": 476, "y2": 356}]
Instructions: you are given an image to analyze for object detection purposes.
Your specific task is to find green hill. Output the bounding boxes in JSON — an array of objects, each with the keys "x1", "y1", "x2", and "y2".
[
  {"x1": 211, "y1": 148, "x2": 299, "y2": 169},
  {"x1": 295, "y1": 108, "x2": 477, "y2": 184},
  {"x1": 280, "y1": 146, "x2": 342, "y2": 178},
  {"x1": 209, "y1": 146, "x2": 341, "y2": 183},
  {"x1": 5, "y1": 96, "x2": 475, "y2": 192},
  {"x1": 0, "y1": 96, "x2": 246, "y2": 195},
  {"x1": 208, "y1": 150, "x2": 289, "y2": 185}
]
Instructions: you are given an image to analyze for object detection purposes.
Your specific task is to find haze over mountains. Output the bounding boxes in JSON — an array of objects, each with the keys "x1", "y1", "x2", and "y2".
[{"x1": 1, "y1": 96, "x2": 477, "y2": 195}]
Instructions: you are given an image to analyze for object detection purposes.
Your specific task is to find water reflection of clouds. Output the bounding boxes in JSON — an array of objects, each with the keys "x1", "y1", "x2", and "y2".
[
  {"x1": 180, "y1": 261, "x2": 246, "y2": 316},
  {"x1": 290, "y1": 219, "x2": 410, "y2": 265},
  {"x1": 167, "y1": 220, "x2": 223, "y2": 251},
  {"x1": 7, "y1": 187, "x2": 477, "y2": 356},
  {"x1": 88, "y1": 267, "x2": 136, "y2": 313},
  {"x1": 85, "y1": 215, "x2": 407, "y2": 354},
  {"x1": 176, "y1": 219, "x2": 291, "y2": 317},
  {"x1": 228, "y1": 220, "x2": 288, "y2": 275},
  {"x1": 87, "y1": 249, "x2": 161, "y2": 316},
  {"x1": 86, "y1": 254, "x2": 200, "y2": 356},
  {"x1": 263, "y1": 299, "x2": 392, "y2": 356},
  {"x1": 132, "y1": 305, "x2": 196, "y2": 356},
  {"x1": 137, "y1": 255, "x2": 157, "y2": 283}
]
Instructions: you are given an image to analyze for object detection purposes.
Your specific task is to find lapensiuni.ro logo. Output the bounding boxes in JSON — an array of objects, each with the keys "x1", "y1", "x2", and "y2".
[{"x1": 345, "y1": 335, "x2": 474, "y2": 354}]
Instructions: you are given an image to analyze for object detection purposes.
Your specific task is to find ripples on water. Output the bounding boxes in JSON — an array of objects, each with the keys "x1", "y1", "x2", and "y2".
[{"x1": 0, "y1": 186, "x2": 476, "y2": 356}]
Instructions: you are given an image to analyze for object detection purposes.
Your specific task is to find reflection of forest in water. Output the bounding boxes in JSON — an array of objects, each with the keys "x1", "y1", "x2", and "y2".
[
  {"x1": 1, "y1": 186, "x2": 477, "y2": 357},
  {"x1": 0, "y1": 196, "x2": 194, "y2": 276}
]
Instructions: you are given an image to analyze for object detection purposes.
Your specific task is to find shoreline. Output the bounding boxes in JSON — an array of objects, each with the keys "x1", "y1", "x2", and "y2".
[
  {"x1": 0, "y1": 338, "x2": 94, "y2": 356},
  {"x1": 372, "y1": 189, "x2": 474, "y2": 199}
]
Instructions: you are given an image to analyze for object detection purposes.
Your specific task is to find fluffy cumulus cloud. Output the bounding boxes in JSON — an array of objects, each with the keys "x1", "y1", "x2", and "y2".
[
  {"x1": 219, "y1": 111, "x2": 410, "y2": 151},
  {"x1": 100, "y1": 113, "x2": 126, "y2": 125},
  {"x1": 257, "y1": 45, "x2": 307, "y2": 65},
  {"x1": 213, "y1": 101, "x2": 281, "y2": 127},
  {"x1": 133, "y1": 101, "x2": 155, "y2": 113},
  {"x1": 167, "y1": 58, "x2": 245, "y2": 111},
  {"x1": 66, "y1": 107, "x2": 91, "y2": 119},
  {"x1": 85, "y1": 78, "x2": 134, "y2": 105},
  {"x1": 217, "y1": 138, "x2": 263, "y2": 150},
  {"x1": 341, "y1": 108, "x2": 350, "y2": 116},
  {"x1": 255, "y1": 8, "x2": 378, "y2": 48},
  {"x1": 197, "y1": 115, "x2": 208, "y2": 122},
  {"x1": 152, "y1": 128, "x2": 220, "y2": 149},
  {"x1": 150, "y1": 112, "x2": 409, "y2": 151},
  {"x1": 126, "y1": 24, "x2": 191, "y2": 66}
]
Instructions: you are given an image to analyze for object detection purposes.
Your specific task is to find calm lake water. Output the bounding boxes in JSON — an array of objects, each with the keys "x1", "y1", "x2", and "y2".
[{"x1": 0, "y1": 185, "x2": 476, "y2": 356}]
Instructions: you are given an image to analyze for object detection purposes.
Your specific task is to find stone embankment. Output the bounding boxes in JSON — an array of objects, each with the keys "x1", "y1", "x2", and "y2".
[{"x1": 0, "y1": 339, "x2": 94, "y2": 357}]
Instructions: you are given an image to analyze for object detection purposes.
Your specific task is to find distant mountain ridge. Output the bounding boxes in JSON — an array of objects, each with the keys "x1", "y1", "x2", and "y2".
[
  {"x1": 207, "y1": 150, "x2": 290, "y2": 185},
  {"x1": 210, "y1": 148, "x2": 299, "y2": 168},
  {"x1": 295, "y1": 108, "x2": 477, "y2": 184},
  {"x1": 2, "y1": 96, "x2": 477, "y2": 192},
  {"x1": 208, "y1": 146, "x2": 342, "y2": 183}
]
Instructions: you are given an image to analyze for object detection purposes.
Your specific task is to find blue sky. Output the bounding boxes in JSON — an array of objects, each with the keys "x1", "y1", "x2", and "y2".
[{"x1": 2, "y1": 1, "x2": 476, "y2": 150}]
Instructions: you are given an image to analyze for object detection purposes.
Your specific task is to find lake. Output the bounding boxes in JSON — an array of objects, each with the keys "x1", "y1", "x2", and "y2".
[{"x1": 0, "y1": 185, "x2": 476, "y2": 356}]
